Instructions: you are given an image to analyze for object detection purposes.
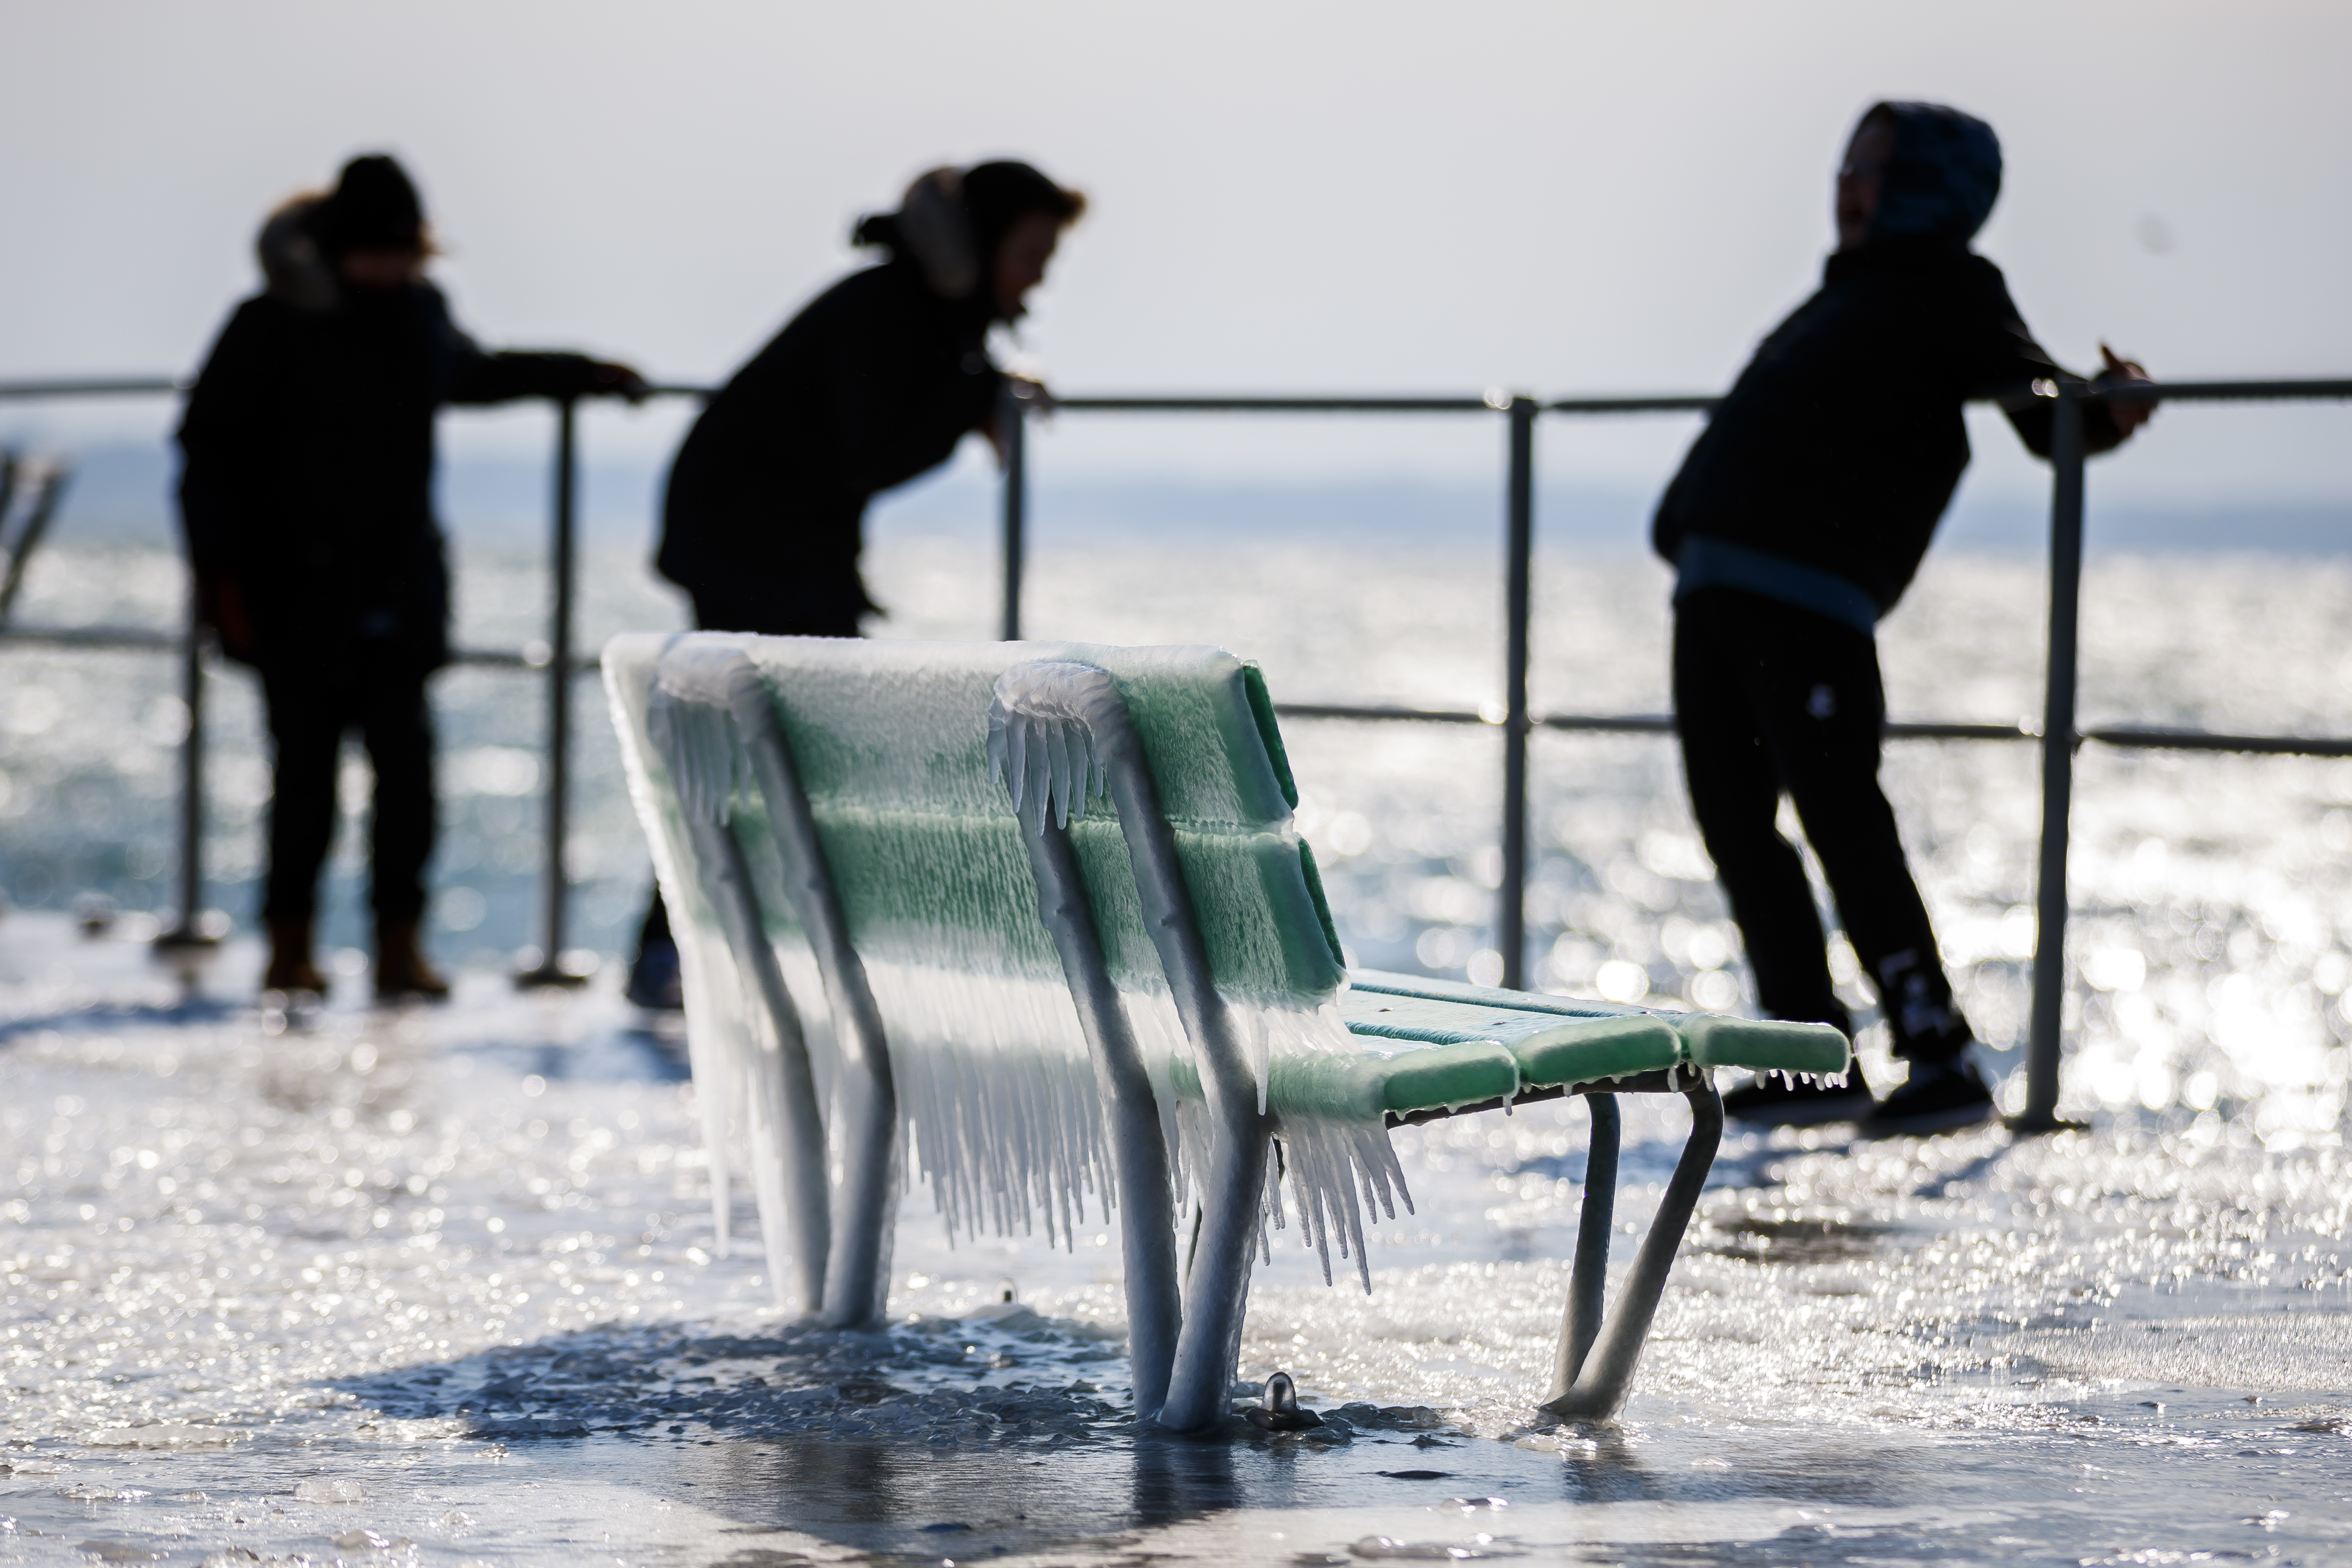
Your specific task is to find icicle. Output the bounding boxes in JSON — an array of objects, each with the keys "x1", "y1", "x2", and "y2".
[
  {"x1": 617, "y1": 636, "x2": 1441, "y2": 1306},
  {"x1": 986, "y1": 667, "x2": 1105, "y2": 837},
  {"x1": 646, "y1": 644, "x2": 749, "y2": 829}
]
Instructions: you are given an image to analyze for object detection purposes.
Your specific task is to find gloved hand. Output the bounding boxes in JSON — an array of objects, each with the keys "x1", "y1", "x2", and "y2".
[
  {"x1": 2093, "y1": 344, "x2": 2157, "y2": 436},
  {"x1": 193, "y1": 567, "x2": 256, "y2": 661},
  {"x1": 583, "y1": 360, "x2": 651, "y2": 403}
]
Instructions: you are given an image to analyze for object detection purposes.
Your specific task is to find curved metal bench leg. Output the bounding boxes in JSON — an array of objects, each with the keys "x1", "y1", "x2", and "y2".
[
  {"x1": 991, "y1": 662, "x2": 1271, "y2": 1432},
  {"x1": 682, "y1": 813, "x2": 832, "y2": 1318},
  {"x1": 1015, "y1": 815, "x2": 1184, "y2": 1416},
  {"x1": 1543, "y1": 1079, "x2": 1723, "y2": 1421},
  {"x1": 1093, "y1": 693, "x2": 1269, "y2": 1435},
  {"x1": 728, "y1": 667, "x2": 899, "y2": 1329},
  {"x1": 1547, "y1": 1093, "x2": 1619, "y2": 1401},
  {"x1": 1158, "y1": 1092, "x2": 1270, "y2": 1431}
]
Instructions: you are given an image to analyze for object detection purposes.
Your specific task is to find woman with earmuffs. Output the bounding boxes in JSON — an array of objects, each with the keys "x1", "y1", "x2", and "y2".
[{"x1": 629, "y1": 159, "x2": 1085, "y2": 1008}]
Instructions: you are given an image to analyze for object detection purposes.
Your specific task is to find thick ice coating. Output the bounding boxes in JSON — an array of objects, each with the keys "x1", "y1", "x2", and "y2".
[
  {"x1": 606, "y1": 633, "x2": 1410, "y2": 1303},
  {"x1": 986, "y1": 660, "x2": 1113, "y2": 836}
]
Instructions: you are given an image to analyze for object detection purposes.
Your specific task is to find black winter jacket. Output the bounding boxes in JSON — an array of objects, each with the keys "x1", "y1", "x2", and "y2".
[
  {"x1": 1652, "y1": 239, "x2": 2127, "y2": 616},
  {"x1": 655, "y1": 258, "x2": 1001, "y2": 625},
  {"x1": 179, "y1": 275, "x2": 606, "y2": 674}
]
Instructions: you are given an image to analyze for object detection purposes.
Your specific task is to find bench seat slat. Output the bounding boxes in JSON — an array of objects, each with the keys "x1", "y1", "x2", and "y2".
[
  {"x1": 1339, "y1": 991, "x2": 1682, "y2": 1102},
  {"x1": 1345, "y1": 964, "x2": 1853, "y2": 1109}
]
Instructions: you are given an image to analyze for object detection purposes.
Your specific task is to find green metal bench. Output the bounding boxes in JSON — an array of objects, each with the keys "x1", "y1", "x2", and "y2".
[{"x1": 605, "y1": 633, "x2": 1846, "y2": 1432}]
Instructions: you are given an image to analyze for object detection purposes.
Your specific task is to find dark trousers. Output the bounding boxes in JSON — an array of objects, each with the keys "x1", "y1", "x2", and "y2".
[
  {"x1": 635, "y1": 594, "x2": 862, "y2": 957},
  {"x1": 261, "y1": 656, "x2": 436, "y2": 928},
  {"x1": 1673, "y1": 588, "x2": 1968, "y2": 1061}
]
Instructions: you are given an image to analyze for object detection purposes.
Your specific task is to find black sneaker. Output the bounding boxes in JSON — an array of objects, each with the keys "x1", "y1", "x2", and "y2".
[
  {"x1": 1865, "y1": 1055, "x2": 1994, "y2": 1136},
  {"x1": 625, "y1": 937, "x2": 685, "y2": 1011},
  {"x1": 1721, "y1": 1067, "x2": 1875, "y2": 1127}
]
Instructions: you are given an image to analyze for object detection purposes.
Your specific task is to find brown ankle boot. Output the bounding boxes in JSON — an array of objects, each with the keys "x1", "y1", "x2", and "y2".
[
  {"x1": 375, "y1": 917, "x2": 452, "y2": 1002},
  {"x1": 263, "y1": 916, "x2": 327, "y2": 995}
]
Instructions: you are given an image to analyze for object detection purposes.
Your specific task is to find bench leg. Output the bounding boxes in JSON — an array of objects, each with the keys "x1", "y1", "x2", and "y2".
[
  {"x1": 1542, "y1": 1080, "x2": 1723, "y2": 1421},
  {"x1": 683, "y1": 814, "x2": 831, "y2": 1318},
  {"x1": 1099, "y1": 731, "x2": 1270, "y2": 1436},
  {"x1": 1016, "y1": 817, "x2": 1184, "y2": 1416},
  {"x1": 1157, "y1": 1102, "x2": 1270, "y2": 1431},
  {"x1": 729, "y1": 680, "x2": 899, "y2": 1330},
  {"x1": 989, "y1": 661, "x2": 1272, "y2": 1432},
  {"x1": 1548, "y1": 1093, "x2": 1619, "y2": 1398}
]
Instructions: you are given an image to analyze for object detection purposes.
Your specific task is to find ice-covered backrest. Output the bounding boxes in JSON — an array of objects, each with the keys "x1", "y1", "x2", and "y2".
[
  {"x1": 603, "y1": 632, "x2": 1347, "y2": 1246},
  {"x1": 607, "y1": 632, "x2": 1343, "y2": 1000}
]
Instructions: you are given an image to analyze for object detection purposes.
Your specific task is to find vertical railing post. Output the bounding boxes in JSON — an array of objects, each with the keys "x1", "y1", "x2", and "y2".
[
  {"x1": 1000, "y1": 382, "x2": 1028, "y2": 642},
  {"x1": 2018, "y1": 384, "x2": 2086, "y2": 1130},
  {"x1": 155, "y1": 615, "x2": 217, "y2": 951},
  {"x1": 1499, "y1": 395, "x2": 1536, "y2": 989},
  {"x1": 519, "y1": 396, "x2": 585, "y2": 987}
]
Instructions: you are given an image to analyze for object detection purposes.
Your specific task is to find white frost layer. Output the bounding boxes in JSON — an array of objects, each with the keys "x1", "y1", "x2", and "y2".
[
  {"x1": 607, "y1": 661, "x2": 746, "y2": 1259},
  {"x1": 625, "y1": 651, "x2": 827, "y2": 1306},
  {"x1": 615, "y1": 639, "x2": 1417, "y2": 1300}
]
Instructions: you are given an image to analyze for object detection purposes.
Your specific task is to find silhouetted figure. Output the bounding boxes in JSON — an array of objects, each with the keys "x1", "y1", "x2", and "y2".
[
  {"x1": 627, "y1": 160, "x2": 1084, "y2": 1008},
  {"x1": 1653, "y1": 103, "x2": 2154, "y2": 1134},
  {"x1": 178, "y1": 154, "x2": 644, "y2": 1000}
]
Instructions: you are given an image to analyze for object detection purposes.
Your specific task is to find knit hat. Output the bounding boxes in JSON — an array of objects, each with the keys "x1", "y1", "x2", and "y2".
[
  {"x1": 1864, "y1": 103, "x2": 2002, "y2": 246},
  {"x1": 310, "y1": 154, "x2": 425, "y2": 258}
]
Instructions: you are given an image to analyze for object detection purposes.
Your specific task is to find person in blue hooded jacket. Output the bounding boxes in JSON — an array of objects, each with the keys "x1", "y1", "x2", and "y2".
[{"x1": 1653, "y1": 102, "x2": 2155, "y2": 1134}]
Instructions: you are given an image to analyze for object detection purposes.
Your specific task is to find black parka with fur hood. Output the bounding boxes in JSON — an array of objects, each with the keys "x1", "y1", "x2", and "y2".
[{"x1": 177, "y1": 197, "x2": 609, "y2": 673}]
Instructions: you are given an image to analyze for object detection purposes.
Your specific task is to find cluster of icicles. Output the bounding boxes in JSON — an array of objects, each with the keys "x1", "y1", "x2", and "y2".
[{"x1": 619, "y1": 654, "x2": 1412, "y2": 1310}]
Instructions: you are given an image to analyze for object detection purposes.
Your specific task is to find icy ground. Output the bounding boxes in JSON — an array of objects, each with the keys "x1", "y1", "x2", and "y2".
[
  {"x1": 2, "y1": 915, "x2": 2348, "y2": 1567},
  {"x1": 6, "y1": 529, "x2": 2352, "y2": 1560}
]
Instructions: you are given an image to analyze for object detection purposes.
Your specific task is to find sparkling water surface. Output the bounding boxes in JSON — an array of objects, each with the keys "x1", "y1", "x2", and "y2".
[{"x1": 3, "y1": 531, "x2": 2350, "y2": 1564}]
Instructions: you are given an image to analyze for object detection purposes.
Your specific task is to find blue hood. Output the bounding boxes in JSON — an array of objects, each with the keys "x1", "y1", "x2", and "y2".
[{"x1": 1867, "y1": 102, "x2": 2002, "y2": 246}]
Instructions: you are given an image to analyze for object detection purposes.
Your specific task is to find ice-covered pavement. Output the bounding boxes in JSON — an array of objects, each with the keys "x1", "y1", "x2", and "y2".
[{"x1": 3, "y1": 912, "x2": 2348, "y2": 1567}]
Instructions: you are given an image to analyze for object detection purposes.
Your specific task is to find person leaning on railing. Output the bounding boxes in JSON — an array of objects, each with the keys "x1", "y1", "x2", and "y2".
[
  {"x1": 623, "y1": 159, "x2": 1084, "y2": 1011},
  {"x1": 1651, "y1": 101, "x2": 2157, "y2": 1136},
  {"x1": 177, "y1": 154, "x2": 646, "y2": 1002}
]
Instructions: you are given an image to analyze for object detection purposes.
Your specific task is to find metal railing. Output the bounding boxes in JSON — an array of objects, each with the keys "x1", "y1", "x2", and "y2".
[
  {"x1": 3, "y1": 371, "x2": 2349, "y2": 1127},
  {"x1": 1006, "y1": 377, "x2": 2352, "y2": 1133}
]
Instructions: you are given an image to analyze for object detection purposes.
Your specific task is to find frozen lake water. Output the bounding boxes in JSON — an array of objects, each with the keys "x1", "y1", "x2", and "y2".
[{"x1": 3, "y1": 531, "x2": 2351, "y2": 1562}]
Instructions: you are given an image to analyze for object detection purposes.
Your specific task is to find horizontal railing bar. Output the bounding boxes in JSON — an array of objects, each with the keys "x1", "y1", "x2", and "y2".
[
  {"x1": 0, "y1": 624, "x2": 180, "y2": 649},
  {"x1": 1276, "y1": 697, "x2": 2352, "y2": 755},
  {"x1": 6, "y1": 374, "x2": 2351, "y2": 412},
  {"x1": 2083, "y1": 725, "x2": 2352, "y2": 757},
  {"x1": 1886, "y1": 719, "x2": 2037, "y2": 742},
  {"x1": 1543, "y1": 712, "x2": 1676, "y2": 734},
  {"x1": 8, "y1": 632, "x2": 2345, "y2": 754},
  {"x1": 1053, "y1": 395, "x2": 1496, "y2": 413},
  {"x1": 1545, "y1": 396, "x2": 1718, "y2": 414},
  {"x1": 0, "y1": 626, "x2": 600, "y2": 673},
  {"x1": 1043, "y1": 378, "x2": 2352, "y2": 413},
  {"x1": 2095, "y1": 378, "x2": 2352, "y2": 403},
  {"x1": 1272, "y1": 700, "x2": 1492, "y2": 725},
  {"x1": 0, "y1": 377, "x2": 183, "y2": 400}
]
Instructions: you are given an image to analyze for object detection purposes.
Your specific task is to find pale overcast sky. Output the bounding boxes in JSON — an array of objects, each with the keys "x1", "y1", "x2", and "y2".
[{"x1": 3, "y1": 1, "x2": 2346, "y2": 505}]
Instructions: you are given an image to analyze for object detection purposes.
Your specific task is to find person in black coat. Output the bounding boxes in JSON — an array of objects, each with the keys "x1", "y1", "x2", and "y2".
[
  {"x1": 627, "y1": 159, "x2": 1085, "y2": 1007},
  {"x1": 1652, "y1": 103, "x2": 2154, "y2": 1133},
  {"x1": 178, "y1": 154, "x2": 644, "y2": 1000}
]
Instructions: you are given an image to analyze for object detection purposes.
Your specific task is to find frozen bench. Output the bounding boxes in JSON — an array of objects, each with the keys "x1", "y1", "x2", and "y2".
[{"x1": 604, "y1": 634, "x2": 1847, "y2": 1432}]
